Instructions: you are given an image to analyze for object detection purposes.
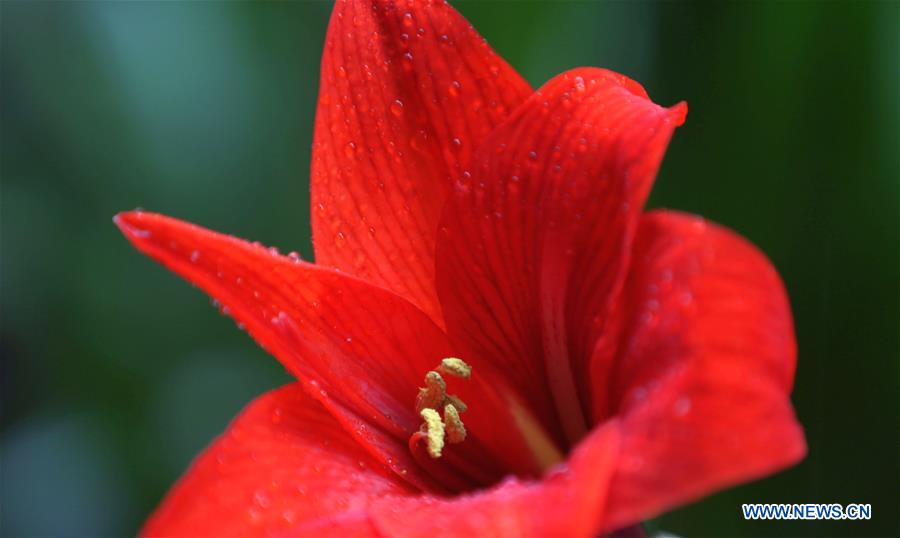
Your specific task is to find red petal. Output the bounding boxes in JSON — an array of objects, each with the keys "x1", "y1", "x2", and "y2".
[
  {"x1": 116, "y1": 211, "x2": 549, "y2": 486},
  {"x1": 598, "y1": 211, "x2": 806, "y2": 530},
  {"x1": 142, "y1": 383, "x2": 409, "y2": 537},
  {"x1": 435, "y1": 68, "x2": 685, "y2": 444},
  {"x1": 369, "y1": 422, "x2": 622, "y2": 538},
  {"x1": 312, "y1": 0, "x2": 532, "y2": 325}
]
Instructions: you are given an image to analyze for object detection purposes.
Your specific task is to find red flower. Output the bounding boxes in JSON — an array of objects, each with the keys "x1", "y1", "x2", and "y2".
[{"x1": 116, "y1": 0, "x2": 806, "y2": 536}]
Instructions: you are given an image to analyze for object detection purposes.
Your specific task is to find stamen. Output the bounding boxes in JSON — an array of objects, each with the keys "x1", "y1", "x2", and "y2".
[
  {"x1": 444, "y1": 393, "x2": 468, "y2": 413},
  {"x1": 419, "y1": 408, "x2": 445, "y2": 458},
  {"x1": 415, "y1": 371, "x2": 446, "y2": 413},
  {"x1": 411, "y1": 358, "x2": 473, "y2": 459},
  {"x1": 425, "y1": 370, "x2": 447, "y2": 391},
  {"x1": 444, "y1": 403, "x2": 466, "y2": 444},
  {"x1": 437, "y1": 357, "x2": 472, "y2": 379}
]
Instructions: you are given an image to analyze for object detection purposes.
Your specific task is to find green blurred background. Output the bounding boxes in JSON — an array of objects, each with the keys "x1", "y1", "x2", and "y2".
[{"x1": 1, "y1": 1, "x2": 897, "y2": 536}]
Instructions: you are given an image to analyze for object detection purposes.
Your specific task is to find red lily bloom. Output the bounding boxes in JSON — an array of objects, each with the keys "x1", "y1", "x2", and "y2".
[{"x1": 116, "y1": 0, "x2": 806, "y2": 536}]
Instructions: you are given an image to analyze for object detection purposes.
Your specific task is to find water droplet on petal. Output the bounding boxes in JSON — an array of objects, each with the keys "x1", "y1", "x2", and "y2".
[
  {"x1": 573, "y1": 75, "x2": 586, "y2": 92},
  {"x1": 390, "y1": 99, "x2": 404, "y2": 117},
  {"x1": 254, "y1": 489, "x2": 272, "y2": 509}
]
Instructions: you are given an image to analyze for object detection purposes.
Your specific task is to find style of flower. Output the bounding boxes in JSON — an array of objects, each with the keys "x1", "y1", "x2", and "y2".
[{"x1": 116, "y1": 0, "x2": 806, "y2": 536}]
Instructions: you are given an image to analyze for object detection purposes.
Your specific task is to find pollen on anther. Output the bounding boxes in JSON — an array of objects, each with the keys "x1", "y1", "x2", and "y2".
[
  {"x1": 411, "y1": 359, "x2": 473, "y2": 459},
  {"x1": 415, "y1": 371, "x2": 446, "y2": 413},
  {"x1": 437, "y1": 357, "x2": 472, "y2": 379},
  {"x1": 444, "y1": 403, "x2": 466, "y2": 444},
  {"x1": 420, "y1": 408, "x2": 445, "y2": 458},
  {"x1": 425, "y1": 370, "x2": 446, "y2": 391}
]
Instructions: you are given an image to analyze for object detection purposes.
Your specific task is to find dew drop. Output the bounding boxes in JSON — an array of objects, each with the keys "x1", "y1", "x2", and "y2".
[
  {"x1": 573, "y1": 75, "x2": 586, "y2": 92},
  {"x1": 254, "y1": 489, "x2": 272, "y2": 509},
  {"x1": 129, "y1": 227, "x2": 151, "y2": 238},
  {"x1": 189, "y1": 250, "x2": 200, "y2": 263},
  {"x1": 390, "y1": 99, "x2": 404, "y2": 117}
]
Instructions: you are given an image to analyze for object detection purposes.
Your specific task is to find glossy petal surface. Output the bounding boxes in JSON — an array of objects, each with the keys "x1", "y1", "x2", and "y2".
[
  {"x1": 312, "y1": 0, "x2": 532, "y2": 324},
  {"x1": 436, "y1": 68, "x2": 685, "y2": 443},
  {"x1": 116, "y1": 211, "x2": 548, "y2": 487},
  {"x1": 370, "y1": 422, "x2": 621, "y2": 538},
  {"x1": 598, "y1": 211, "x2": 806, "y2": 530},
  {"x1": 142, "y1": 383, "x2": 409, "y2": 537}
]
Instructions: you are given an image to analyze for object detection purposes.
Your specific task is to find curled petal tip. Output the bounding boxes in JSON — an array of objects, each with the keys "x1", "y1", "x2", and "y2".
[
  {"x1": 670, "y1": 101, "x2": 688, "y2": 126},
  {"x1": 113, "y1": 210, "x2": 152, "y2": 240}
]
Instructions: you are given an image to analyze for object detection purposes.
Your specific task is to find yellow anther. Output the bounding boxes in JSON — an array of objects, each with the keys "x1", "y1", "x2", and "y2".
[
  {"x1": 444, "y1": 393, "x2": 468, "y2": 413},
  {"x1": 425, "y1": 371, "x2": 446, "y2": 391},
  {"x1": 412, "y1": 359, "x2": 473, "y2": 459},
  {"x1": 415, "y1": 371, "x2": 447, "y2": 413},
  {"x1": 419, "y1": 408, "x2": 445, "y2": 458},
  {"x1": 437, "y1": 357, "x2": 472, "y2": 379},
  {"x1": 444, "y1": 403, "x2": 466, "y2": 444}
]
